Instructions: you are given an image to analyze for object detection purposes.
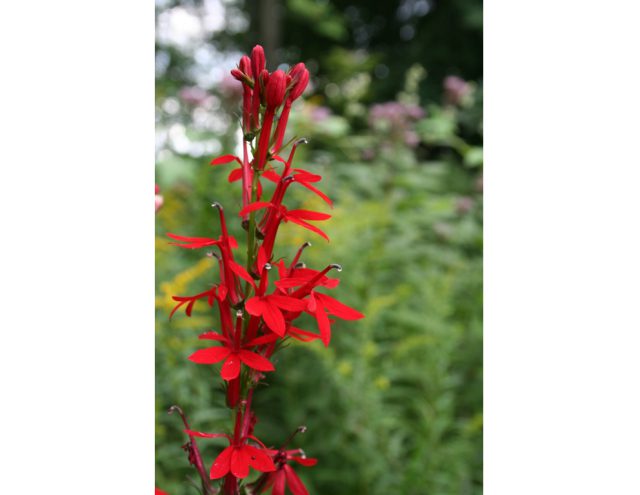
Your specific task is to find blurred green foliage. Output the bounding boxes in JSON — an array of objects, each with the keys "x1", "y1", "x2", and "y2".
[{"x1": 156, "y1": 1, "x2": 482, "y2": 494}]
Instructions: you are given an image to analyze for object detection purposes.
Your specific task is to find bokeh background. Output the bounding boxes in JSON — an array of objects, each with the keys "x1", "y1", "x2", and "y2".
[{"x1": 155, "y1": 1, "x2": 482, "y2": 494}]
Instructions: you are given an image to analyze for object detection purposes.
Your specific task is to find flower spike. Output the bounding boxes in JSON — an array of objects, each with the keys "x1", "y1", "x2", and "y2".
[{"x1": 166, "y1": 45, "x2": 362, "y2": 495}]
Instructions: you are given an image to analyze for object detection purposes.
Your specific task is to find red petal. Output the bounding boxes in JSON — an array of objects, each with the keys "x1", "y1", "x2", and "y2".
[
  {"x1": 167, "y1": 232, "x2": 219, "y2": 244},
  {"x1": 198, "y1": 331, "x2": 228, "y2": 342},
  {"x1": 306, "y1": 292, "x2": 317, "y2": 312},
  {"x1": 284, "y1": 464, "x2": 309, "y2": 495},
  {"x1": 257, "y1": 179, "x2": 263, "y2": 199},
  {"x1": 238, "y1": 201, "x2": 272, "y2": 216},
  {"x1": 220, "y1": 354, "x2": 242, "y2": 381},
  {"x1": 293, "y1": 170, "x2": 322, "y2": 182},
  {"x1": 315, "y1": 293, "x2": 364, "y2": 320},
  {"x1": 288, "y1": 326, "x2": 321, "y2": 342},
  {"x1": 169, "y1": 299, "x2": 187, "y2": 319},
  {"x1": 188, "y1": 346, "x2": 231, "y2": 364},
  {"x1": 185, "y1": 299, "x2": 196, "y2": 317},
  {"x1": 211, "y1": 154, "x2": 241, "y2": 166},
  {"x1": 245, "y1": 445, "x2": 276, "y2": 473},
  {"x1": 314, "y1": 307, "x2": 332, "y2": 347},
  {"x1": 261, "y1": 169, "x2": 281, "y2": 183},
  {"x1": 210, "y1": 446, "x2": 234, "y2": 479},
  {"x1": 184, "y1": 430, "x2": 231, "y2": 441},
  {"x1": 299, "y1": 180, "x2": 333, "y2": 207},
  {"x1": 261, "y1": 303, "x2": 286, "y2": 336},
  {"x1": 244, "y1": 333, "x2": 280, "y2": 347},
  {"x1": 230, "y1": 447, "x2": 251, "y2": 478},
  {"x1": 287, "y1": 216, "x2": 330, "y2": 241},
  {"x1": 217, "y1": 285, "x2": 228, "y2": 301},
  {"x1": 184, "y1": 430, "x2": 233, "y2": 442},
  {"x1": 290, "y1": 456, "x2": 318, "y2": 467},
  {"x1": 286, "y1": 209, "x2": 331, "y2": 221},
  {"x1": 238, "y1": 350, "x2": 275, "y2": 372},
  {"x1": 228, "y1": 260, "x2": 256, "y2": 289},
  {"x1": 246, "y1": 434, "x2": 269, "y2": 449},
  {"x1": 245, "y1": 296, "x2": 266, "y2": 317},
  {"x1": 274, "y1": 277, "x2": 308, "y2": 289},
  {"x1": 257, "y1": 245, "x2": 269, "y2": 269},
  {"x1": 293, "y1": 268, "x2": 339, "y2": 288},
  {"x1": 268, "y1": 294, "x2": 308, "y2": 311},
  {"x1": 227, "y1": 168, "x2": 242, "y2": 182},
  {"x1": 272, "y1": 470, "x2": 287, "y2": 495}
]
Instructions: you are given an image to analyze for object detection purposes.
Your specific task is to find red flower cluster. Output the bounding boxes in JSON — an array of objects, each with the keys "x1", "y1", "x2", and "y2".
[{"x1": 166, "y1": 45, "x2": 363, "y2": 495}]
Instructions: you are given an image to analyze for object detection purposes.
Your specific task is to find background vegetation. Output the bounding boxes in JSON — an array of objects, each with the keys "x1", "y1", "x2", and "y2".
[{"x1": 156, "y1": 1, "x2": 482, "y2": 493}]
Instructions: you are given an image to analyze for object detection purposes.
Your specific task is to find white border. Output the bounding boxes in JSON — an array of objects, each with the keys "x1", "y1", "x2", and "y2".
[
  {"x1": 485, "y1": 1, "x2": 640, "y2": 493},
  {"x1": 1, "y1": 0, "x2": 154, "y2": 493}
]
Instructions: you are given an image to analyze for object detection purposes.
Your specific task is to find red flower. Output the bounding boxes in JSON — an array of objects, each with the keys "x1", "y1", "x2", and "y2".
[
  {"x1": 306, "y1": 291, "x2": 364, "y2": 346},
  {"x1": 185, "y1": 430, "x2": 276, "y2": 479},
  {"x1": 166, "y1": 232, "x2": 238, "y2": 250},
  {"x1": 231, "y1": 55, "x2": 253, "y2": 132},
  {"x1": 262, "y1": 449, "x2": 317, "y2": 495},
  {"x1": 170, "y1": 286, "x2": 227, "y2": 319},
  {"x1": 250, "y1": 45, "x2": 266, "y2": 130},
  {"x1": 273, "y1": 63, "x2": 309, "y2": 151},
  {"x1": 265, "y1": 69, "x2": 288, "y2": 109},
  {"x1": 256, "y1": 69, "x2": 288, "y2": 170},
  {"x1": 189, "y1": 331, "x2": 275, "y2": 381},
  {"x1": 210, "y1": 154, "x2": 261, "y2": 209},
  {"x1": 245, "y1": 293, "x2": 308, "y2": 337},
  {"x1": 275, "y1": 267, "x2": 340, "y2": 292},
  {"x1": 263, "y1": 167, "x2": 333, "y2": 207},
  {"x1": 240, "y1": 202, "x2": 331, "y2": 246},
  {"x1": 287, "y1": 63, "x2": 310, "y2": 102}
]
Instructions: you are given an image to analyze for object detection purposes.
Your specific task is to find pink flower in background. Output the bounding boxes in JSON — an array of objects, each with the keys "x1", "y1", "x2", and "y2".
[
  {"x1": 369, "y1": 102, "x2": 425, "y2": 124},
  {"x1": 179, "y1": 86, "x2": 213, "y2": 106},
  {"x1": 219, "y1": 74, "x2": 243, "y2": 101},
  {"x1": 155, "y1": 184, "x2": 164, "y2": 213},
  {"x1": 443, "y1": 75, "x2": 471, "y2": 105},
  {"x1": 368, "y1": 102, "x2": 425, "y2": 147},
  {"x1": 455, "y1": 196, "x2": 475, "y2": 214},
  {"x1": 310, "y1": 105, "x2": 331, "y2": 122}
]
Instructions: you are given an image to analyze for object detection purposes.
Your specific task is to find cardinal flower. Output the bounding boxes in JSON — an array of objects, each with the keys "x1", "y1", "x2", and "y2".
[
  {"x1": 262, "y1": 168, "x2": 332, "y2": 207},
  {"x1": 306, "y1": 291, "x2": 364, "y2": 346},
  {"x1": 273, "y1": 62, "x2": 310, "y2": 151},
  {"x1": 189, "y1": 330, "x2": 275, "y2": 380},
  {"x1": 170, "y1": 286, "x2": 227, "y2": 319},
  {"x1": 250, "y1": 45, "x2": 266, "y2": 130},
  {"x1": 256, "y1": 69, "x2": 289, "y2": 170},
  {"x1": 240, "y1": 201, "x2": 331, "y2": 259},
  {"x1": 245, "y1": 293, "x2": 308, "y2": 336},
  {"x1": 185, "y1": 430, "x2": 276, "y2": 479},
  {"x1": 166, "y1": 232, "x2": 238, "y2": 250},
  {"x1": 262, "y1": 451, "x2": 317, "y2": 495}
]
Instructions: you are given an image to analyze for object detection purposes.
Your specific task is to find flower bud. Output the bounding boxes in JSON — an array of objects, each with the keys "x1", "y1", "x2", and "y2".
[
  {"x1": 251, "y1": 45, "x2": 265, "y2": 81},
  {"x1": 288, "y1": 63, "x2": 309, "y2": 101},
  {"x1": 238, "y1": 55, "x2": 252, "y2": 78},
  {"x1": 230, "y1": 69, "x2": 244, "y2": 81},
  {"x1": 265, "y1": 69, "x2": 287, "y2": 109},
  {"x1": 259, "y1": 69, "x2": 270, "y2": 91}
]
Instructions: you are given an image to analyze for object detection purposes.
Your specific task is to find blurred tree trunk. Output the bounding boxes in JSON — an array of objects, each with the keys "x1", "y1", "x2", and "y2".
[{"x1": 259, "y1": 0, "x2": 281, "y2": 69}]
